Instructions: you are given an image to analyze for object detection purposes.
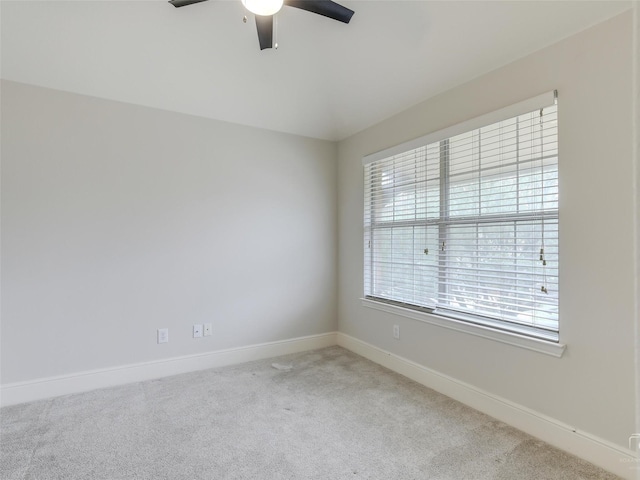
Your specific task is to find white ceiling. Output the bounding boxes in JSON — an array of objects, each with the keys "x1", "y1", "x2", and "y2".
[{"x1": 1, "y1": 0, "x2": 631, "y2": 141}]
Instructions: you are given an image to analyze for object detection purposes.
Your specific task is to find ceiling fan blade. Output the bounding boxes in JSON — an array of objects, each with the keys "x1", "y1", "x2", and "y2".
[
  {"x1": 284, "y1": 0, "x2": 354, "y2": 24},
  {"x1": 169, "y1": 0, "x2": 209, "y2": 8},
  {"x1": 255, "y1": 15, "x2": 274, "y2": 50}
]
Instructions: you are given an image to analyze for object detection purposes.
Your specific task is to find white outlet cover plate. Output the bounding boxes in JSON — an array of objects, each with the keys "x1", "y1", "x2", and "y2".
[
  {"x1": 157, "y1": 328, "x2": 169, "y2": 344},
  {"x1": 193, "y1": 324, "x2": 203, "y2": 338},
  {"x1": 393, "y1": 325, "x2": 400, "y2": 339},
  {"x1": 203, "y1": 323, "x2": 212, "y2": 336}
]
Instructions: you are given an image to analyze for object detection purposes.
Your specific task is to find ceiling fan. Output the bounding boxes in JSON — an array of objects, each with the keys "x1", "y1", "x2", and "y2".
[{"x1": 169, "y1": 0, "x2": 355, "y2": 50}]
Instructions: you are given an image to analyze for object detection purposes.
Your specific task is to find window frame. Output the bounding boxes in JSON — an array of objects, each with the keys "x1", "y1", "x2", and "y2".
[{"x1": 362, "y1": 91, "x2": 565, "y2": 356}]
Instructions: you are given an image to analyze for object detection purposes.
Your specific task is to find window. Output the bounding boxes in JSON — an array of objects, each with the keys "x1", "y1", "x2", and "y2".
[{"x1": 364, "y1": 92, "x2": 559, "y2": 342}]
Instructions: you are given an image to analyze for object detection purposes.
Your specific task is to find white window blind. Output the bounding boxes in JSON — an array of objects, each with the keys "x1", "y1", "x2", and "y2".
[{"x1": 364, "y1": 92, "x2": 559, "y2": 342}]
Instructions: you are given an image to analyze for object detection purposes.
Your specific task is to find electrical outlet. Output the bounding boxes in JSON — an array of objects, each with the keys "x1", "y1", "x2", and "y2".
[
  {"x1": 203, "y1": 323, "x2": 212, "y2": 336},
  {"x1": 157, "y1": 328, "x2": 169, "y2": 344},
  {"x1": 193, "y1": 324, "x2": 203, "y2": 338},
  {"x1": 393, "y1": 324, "x2": 400, "y2": 340}
]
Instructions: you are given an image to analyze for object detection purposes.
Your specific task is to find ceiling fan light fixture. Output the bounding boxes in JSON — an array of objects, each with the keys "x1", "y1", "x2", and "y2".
[
  {"x1": 170, "y1": 0, "x2": 354, "y2": 50},
  {"x1": 241, "y1": 0, "x2": 283, "y2": 16}
]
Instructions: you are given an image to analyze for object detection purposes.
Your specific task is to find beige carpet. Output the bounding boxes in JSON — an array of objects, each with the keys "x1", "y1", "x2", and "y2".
[{"x1": 1, "y1": 346, "x2": 620, "y2": 479}]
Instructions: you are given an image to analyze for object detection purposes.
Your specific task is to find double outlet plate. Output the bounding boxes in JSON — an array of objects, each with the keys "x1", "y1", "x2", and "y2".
[{"x1": 193, "y1": 323, "x2": 212, "y2": 338}]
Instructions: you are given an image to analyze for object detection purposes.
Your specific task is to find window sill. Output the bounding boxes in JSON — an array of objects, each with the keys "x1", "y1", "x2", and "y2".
[{"x1": 361, "y1": 298, "x2": 566, "y2": 358}]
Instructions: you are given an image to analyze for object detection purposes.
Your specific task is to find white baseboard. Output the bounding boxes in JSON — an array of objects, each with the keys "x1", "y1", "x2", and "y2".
[
  {"x1": 336, "y1": 332, "x2": 638, "y2": 480},
  {"x1": 0, "y1": 332, "x2": 338, "y2": 407}
]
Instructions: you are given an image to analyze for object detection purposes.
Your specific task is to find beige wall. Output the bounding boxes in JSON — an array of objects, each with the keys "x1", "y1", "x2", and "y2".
[
  {"x1": 337, "y1": 11, "x2": 635, "y2": 449},
  {"x1": 1, "y1": 80, "x2": 338, "y2": 383}
]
